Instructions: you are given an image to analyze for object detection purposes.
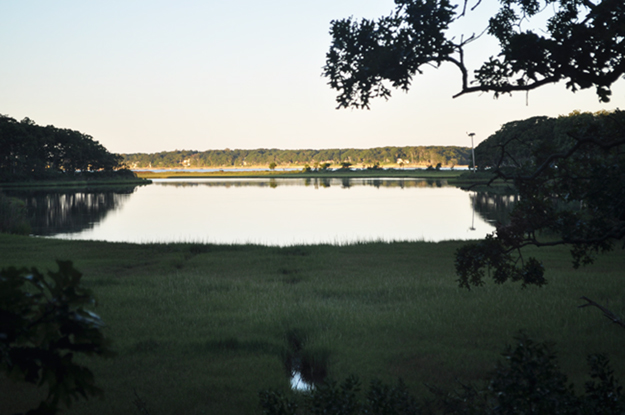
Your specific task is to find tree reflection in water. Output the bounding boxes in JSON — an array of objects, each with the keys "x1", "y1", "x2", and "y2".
[
  {"x1": 3, "y1": 179, "x2": 518, "y2": 243},
  {"x1": 154, "y1": 177, "x2": 448, "y2": 189},
  {"x1": 470, "y1": 190, "x2": 519, "y2": 226},
  {"x1": 5, "y1": 188, "x2": 136, "y2": 235}
]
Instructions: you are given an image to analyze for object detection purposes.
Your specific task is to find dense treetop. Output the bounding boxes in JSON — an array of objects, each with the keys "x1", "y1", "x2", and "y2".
[
  {"x1": 122, "y1": 146, "x2": 471, "y2": 169},
  {"x1": 457, "y1": 109, "x2": 625, "y2": 287},
  {"x1": 0, "y1": 114, "x2": 124, "y2": 182},
  {"x1": 473, "y1": 110, "x2": 618, "y2": 169}
]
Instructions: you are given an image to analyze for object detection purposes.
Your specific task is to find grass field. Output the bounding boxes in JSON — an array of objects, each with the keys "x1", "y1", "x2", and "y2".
[{"x1": 0, "y1": 234, "x2": 623, "y2": 415}]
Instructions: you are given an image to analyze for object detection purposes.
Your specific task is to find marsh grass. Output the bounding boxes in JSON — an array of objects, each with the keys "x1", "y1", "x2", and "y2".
[{"x1": 0, "y1": 234, "x2": 623, "y2": 415}]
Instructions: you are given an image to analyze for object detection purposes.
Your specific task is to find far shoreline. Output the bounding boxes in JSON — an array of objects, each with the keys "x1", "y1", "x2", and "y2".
[
  {"x1": 132, "y1": 164, "x2": 470, "y2": 172},
  {"x1": 132, "y1": 167, "x2": 472, "y2": 181}
]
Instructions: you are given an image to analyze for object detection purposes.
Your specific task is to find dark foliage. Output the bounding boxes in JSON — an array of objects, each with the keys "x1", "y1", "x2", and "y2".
[
  {"x1": 456, "y1": 110, "x2": 625, "y2": 288},
  {"x1": 0, "y1": 114, "x2": 124, "y2": 182},
  {"x1": 473, "y1": 116, "x2": 559, "y2": 170},
  {"x1": 261, "y1": 333, "x2": 624, "y2": 415},
  {"x1": 431, "y1": 333, "x2": 624, "y2": 415},
  {"x1": 0, "y1": 261, "x2": 114, "y2": 415},
  {"x1": 323, "y1": 0, "x2": 625, "y2": 108}
]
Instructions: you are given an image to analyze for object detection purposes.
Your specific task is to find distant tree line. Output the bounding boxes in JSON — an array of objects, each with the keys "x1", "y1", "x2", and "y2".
[
  {"x1": 0, "y1": 114, "x2": 124, "y2": 182},
  {"x1": 122, "y1": 146, "x2": 471, "y2": 169}
]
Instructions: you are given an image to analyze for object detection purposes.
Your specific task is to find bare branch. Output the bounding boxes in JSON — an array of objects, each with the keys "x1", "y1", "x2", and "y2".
[
  {"x1": 510, "y1": 223, "x2": 625, "y2": 251},
  {"x1": 458, "y1": 0, "x2": 483, "y2": 18},
  {"x1": 579, "y1": 296, "x2": 625, "y2": 329},
  {"x1": 470, "y1": 0, "x2": 483, "y2": 12},
  {"x1": 441, "y1": 55, "x2": 471, "y2": 98},
  {"x1": 459, "y1": 0, "x2": 469, "y2": 18},
  {"x1": 452, "y1": 76, "x2": 560, "y2": 99}
]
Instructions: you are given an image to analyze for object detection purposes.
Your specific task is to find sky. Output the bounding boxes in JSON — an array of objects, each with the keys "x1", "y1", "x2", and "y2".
[{"x1": 1, "y1": 1, "x2": 624, "y2": 154}]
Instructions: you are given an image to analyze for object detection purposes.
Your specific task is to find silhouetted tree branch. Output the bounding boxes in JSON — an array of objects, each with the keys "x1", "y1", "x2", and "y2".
[
  {"x1": 579, "y1": 296, "x2": 625, "y2": 330},
  {"x1": 324, "y1": 0, "x2": 625, "y2": 108}
]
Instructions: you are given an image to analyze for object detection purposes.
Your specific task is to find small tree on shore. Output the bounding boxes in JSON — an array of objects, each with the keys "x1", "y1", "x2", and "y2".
[{"x1": 340, "y1": 161, "x2": 353, "y2": 170}]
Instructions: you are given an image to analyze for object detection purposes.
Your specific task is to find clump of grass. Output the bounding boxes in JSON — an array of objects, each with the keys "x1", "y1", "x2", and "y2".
[
  {"x1": 280, "y1": 247, "x2": 310, "y2": 256},
  {"x1": 282, "y1": 275, "x2": 304, "y2": 285},
  {"x1": 132, "y1": 389, "x2": 153, "y2": 415},
  {"x1": 217, "y1": 337, "x2": 240, "y2": 351},
  {"x1": 188, "y1": 243, "x2": 211, "y2": 255},
  {"x1": 278, "y1": 267, "x2": 299, "y2": 275},
  {"x1": 131, "y1": 339, "x2": 161, "y2": 354}
]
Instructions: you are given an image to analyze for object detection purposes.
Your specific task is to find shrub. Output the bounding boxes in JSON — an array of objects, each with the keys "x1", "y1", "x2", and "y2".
[
  {"x1": 259, "y1": 375, "x2": 419, "y2": 415},
  {"x1": 432, "y1": 333, "x2": 624, "y2": 415},
  {"x1": 0, "y1": 261, "x2": 114, "y2": 415},
  {"x1": 261, "y1": 333, "x2": 624, "y2": 415}
]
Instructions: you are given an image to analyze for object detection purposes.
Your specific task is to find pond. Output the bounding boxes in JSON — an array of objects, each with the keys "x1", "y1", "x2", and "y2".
[{"x1": 6, "y1": 178, "x2": 517, "y2": 246}]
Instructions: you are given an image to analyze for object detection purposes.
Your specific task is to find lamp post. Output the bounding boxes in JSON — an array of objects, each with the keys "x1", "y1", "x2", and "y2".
[{"x1": 467, "y1": 132, "x2": 476, "y2": 173}]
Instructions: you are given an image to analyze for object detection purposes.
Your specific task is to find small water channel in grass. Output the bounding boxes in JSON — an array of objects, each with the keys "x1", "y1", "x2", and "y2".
[
  {"x1": 4, "y1": 178, "x2": 517, "y2": 245},
  {"x1": 290, "y1": 371, "x2": 313, "y2": 392},
  {"x1": 282, "y1": 329, "x2": 329, "y2": 392}
]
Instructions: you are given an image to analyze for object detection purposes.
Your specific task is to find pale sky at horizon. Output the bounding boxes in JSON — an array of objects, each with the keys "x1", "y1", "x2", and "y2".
[{"x1": 2, "y1": 1, "x2": 623, "y2": 154}]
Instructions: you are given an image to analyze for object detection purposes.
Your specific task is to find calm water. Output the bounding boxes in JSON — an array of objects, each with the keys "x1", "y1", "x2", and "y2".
[{"x1": 8, "y1": 178, "x2": 516, "y2": 246}]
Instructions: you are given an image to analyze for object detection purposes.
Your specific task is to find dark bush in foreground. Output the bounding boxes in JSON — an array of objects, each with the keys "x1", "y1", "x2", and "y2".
[
  {"x1": 0, "y1": 261, "x2": 113, "y2": 415},
  {"x1": 260, "y1": 333, "x2": 623, "y2": 415}
]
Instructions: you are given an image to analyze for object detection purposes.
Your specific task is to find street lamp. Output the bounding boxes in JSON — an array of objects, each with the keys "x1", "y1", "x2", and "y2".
[{"x1": 467, "y1": 132, "x2": 476, "y2": 173}]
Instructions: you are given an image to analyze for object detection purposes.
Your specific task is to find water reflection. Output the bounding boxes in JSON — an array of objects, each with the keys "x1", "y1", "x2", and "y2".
[
  {"x1": 283, "y1": 329, "x2": 327, "y2": 392},
  {"x1": 4, "y1": 179, "x2": 516, "y2": 245},
  {"x1": 153, "y1": 177, "x2": 448, "y2": 189},
  {"x1": 290, "y1": 371, "x2": 313, "y2": 392},
  {"x1": 4, "y1": 188, "x2": 136, "y2": 235},
  {"x1": 470, "y1": 190, "x2": 519, "y2": 226}
]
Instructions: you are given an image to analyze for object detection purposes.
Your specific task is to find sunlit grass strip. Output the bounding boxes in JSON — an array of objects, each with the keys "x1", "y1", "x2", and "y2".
[{"x1": 134, "y1": 169, "x2": 464, "y2": 180}]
